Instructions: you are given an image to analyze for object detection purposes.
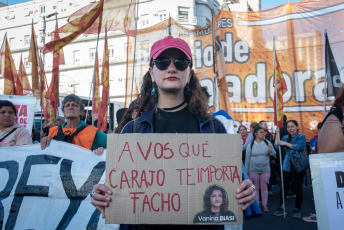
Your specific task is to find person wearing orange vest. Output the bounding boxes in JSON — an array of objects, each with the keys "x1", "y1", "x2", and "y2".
[{"x1": 40, "y1": 94, "x2": 107, "y2": 155}]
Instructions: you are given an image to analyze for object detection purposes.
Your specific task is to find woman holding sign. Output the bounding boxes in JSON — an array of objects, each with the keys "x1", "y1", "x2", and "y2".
[
  {"x1": 91, "y1": 36, "x2": 256, "y2": 229},
  {"x1": 0, "y1": 100, "x2": 32, "y2": 147}
]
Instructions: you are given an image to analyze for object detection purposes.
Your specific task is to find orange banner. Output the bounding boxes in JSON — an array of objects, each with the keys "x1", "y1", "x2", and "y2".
[
  {"x1": 126, "y1": 0, "x2": 344, "y2": 140},
  {"x1": 28, "y1": 23, "x2": 40, "y2": 97}
]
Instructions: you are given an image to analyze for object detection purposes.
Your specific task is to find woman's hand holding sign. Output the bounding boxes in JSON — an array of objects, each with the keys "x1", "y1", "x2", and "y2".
[
  {"x1": 91, "y1": 184, "x2": 112, "y2": 218},
  {"x1": 236, "y1": 179, "x2": 256, "y2": 211}
]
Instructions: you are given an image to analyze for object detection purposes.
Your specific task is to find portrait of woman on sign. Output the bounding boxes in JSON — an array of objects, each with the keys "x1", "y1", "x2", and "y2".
[{"x1": 193, "y1": 185, "x2": 237, "y2": 223}]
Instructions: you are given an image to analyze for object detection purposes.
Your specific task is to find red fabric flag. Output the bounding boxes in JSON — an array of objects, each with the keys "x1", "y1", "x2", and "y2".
[
  {"x1": 18, "y1": 57, "x2": 31, "y2": 95},
  {"x1": 0, "y1": 35, "x2": 17, "y2": 95},
  {"x1": 273, "y1": 54, "x2": 288, "y2": 128},
  {"x1": 93, "y1": 53, "x2": 100, "y2": 120},
  {"x1": 28, "y1": 22, "x2": 40, "y2": 97},
  {"x1": 46, "y1": 19, "x2": 65, "y2": 119},
  {"x1": 68, "y1": 0, "x2": 136, "y2": 36},
  {"x1": 41, "y1": 0, "x2": 104, "y2": 54},
  {"x1": 97, "y1": 30, "x2": 109, "y2": 132}
]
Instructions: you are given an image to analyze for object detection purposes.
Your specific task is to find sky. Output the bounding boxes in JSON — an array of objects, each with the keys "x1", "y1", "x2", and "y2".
[{"x1": 0, "y1": 0, "x2": 303, "y2": 10}]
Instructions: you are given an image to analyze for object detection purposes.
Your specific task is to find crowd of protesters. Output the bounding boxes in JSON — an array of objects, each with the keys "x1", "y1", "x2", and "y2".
[{"x1": 1, "y1": 35, "x2": 344, "y2": 228}]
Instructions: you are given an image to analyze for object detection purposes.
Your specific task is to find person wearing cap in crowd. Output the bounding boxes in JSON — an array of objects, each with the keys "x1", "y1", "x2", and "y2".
[
  {"x1": 0, "y1": 100, "x2": 32, "y2": 147},
  {"x1": 40, "y1": 94, "x2": 107, "y2": 155},
  {"x1": 90, "y1": 36, "x2": 256, "y2": 229}
]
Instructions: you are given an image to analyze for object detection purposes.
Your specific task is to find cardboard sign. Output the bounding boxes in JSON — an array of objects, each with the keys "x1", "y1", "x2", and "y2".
[
  {"x1": 310, "y1": 153, "x2": 344, "y2": 230},
  {"x1": 105, "y1": 134, "x2": 243, "y2": 225},
  {"x1": 0, "y1": 95, "x2": 37, "y2": 134}
]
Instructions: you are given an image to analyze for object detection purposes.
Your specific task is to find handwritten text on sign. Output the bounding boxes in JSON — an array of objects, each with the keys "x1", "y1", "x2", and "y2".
[{"x1": 105, "y1": 134, "x2": 243, "y2": 225}]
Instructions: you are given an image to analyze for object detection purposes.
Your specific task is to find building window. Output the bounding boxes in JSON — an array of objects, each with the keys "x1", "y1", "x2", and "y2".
[
  {"x1": 178, "y1": 7, "x2": 189, "y2": 22},
  {"x1": 24, "y1": 35, "x2": 30, "y2": 46},
  {"x1": 108, "y1": 46, "x2": 114, "y2": 58},
  {"x1": 124, "y1": 43, "x2": 127, "y2": 58},
  {"x1": 9, "y1": 11, "x2": 15, "y2": 19},
  {"x1": 90, "y1": 48, "x2": 96, "y2": 63},
  {"x1": 141, "y1": 14, "x2": 149, "y2": 26},
  {"x1": 73, "y1": 50, "x2": 80, "y2": 65},
  {"x1": 9, "y1": 37, "x2": 15, "y2": 47},
  {"x1": 159, "y1": 11, "x2": 167, "y2": 22},
  {"x1": 24, "y1": 58, "x2": 31, "y2": 68},
  {"x1": 40, "y1": 5, "x2": 45, "y2": 14}
]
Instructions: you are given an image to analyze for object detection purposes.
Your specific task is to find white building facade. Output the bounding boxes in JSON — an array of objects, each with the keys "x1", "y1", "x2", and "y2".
[{"x1": 0, "y1": 0, "x2": 259, "y2": 102}]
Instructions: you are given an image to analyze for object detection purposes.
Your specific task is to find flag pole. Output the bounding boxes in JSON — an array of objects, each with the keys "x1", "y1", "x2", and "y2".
[
  {"x1": 211, "y1": 9, "x2": 218, "y2": 112},
  {"x1": 0, "y1": 32, "x2": 7, "y2": 51},
  {"x1": 55, "y1": 14, "x2": 60, "y2": 118},
  {"x1": 130, "y1": 0, "x2": 139, "y2": 103},
  {"x1": 274, "y1": 36, "x2": 286, "y2": 218},
  {"x1": 324, "y1": 29, "x2": 328, "y2": 117}
]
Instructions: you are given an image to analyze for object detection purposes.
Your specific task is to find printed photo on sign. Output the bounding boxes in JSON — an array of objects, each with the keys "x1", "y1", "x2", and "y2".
[{"x1": 193, "y1": 184, "x2": 236, "y2": 223}]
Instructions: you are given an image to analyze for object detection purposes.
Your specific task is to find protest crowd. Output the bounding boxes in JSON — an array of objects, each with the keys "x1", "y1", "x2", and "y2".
[{"x1": 1, "y1": 34, "x2": 343, "y2": 230}]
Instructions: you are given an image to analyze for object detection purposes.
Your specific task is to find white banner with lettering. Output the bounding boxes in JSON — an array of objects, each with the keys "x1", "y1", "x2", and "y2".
[
  {"x1": 0, "y1": 141, "x2": 118, "y2": 230},
  {"x1": 0, "y1": 95, "x2": 37, "y2": 134}
]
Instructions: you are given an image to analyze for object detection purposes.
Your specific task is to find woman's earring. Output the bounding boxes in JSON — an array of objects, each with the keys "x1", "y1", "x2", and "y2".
[
  {"x1": 151, "y1": 84, "x2": 156, "y2": 96},
  {"x1": 185, "y1": 83, "x2": 191, "y2": 96}
]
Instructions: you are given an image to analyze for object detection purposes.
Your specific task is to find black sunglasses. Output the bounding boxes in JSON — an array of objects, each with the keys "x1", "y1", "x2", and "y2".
[{"x1": 153, "y1": 58, "x2": 191, "y2": 71}]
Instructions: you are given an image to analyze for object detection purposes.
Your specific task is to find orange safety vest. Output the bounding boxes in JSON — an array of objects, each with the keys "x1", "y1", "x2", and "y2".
[{"x1": 49, "y1": 125, "x2": 98, "y2": 150}]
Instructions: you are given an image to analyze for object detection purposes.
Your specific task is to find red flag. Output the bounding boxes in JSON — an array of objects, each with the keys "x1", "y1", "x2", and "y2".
[
  {"x1": 97, "y1": 29, "x2": 109, "y2": 132},
  {"x1": 273, "y1": 54, "x2": 288, "y2": 128},
  {"x1": 18, "y1": 57, "x2": 31, "y2": 95},
  {"x1": 28, "y1": 22, "x2": 40, "y2": 97},
  {"x1": 93, "y1": 53, "x2": 100, "y2": 120},
  {"x1": 0, "y1": 35, "x2": 17, "y2": 95},
  {"x1": 68, "y1": 0, "x2": 136, "y2": 36},
  {"x1": 41, "y1": 0, "x2": 104, "y2": 54},
  {"x1": 46, "y1": 19, "x2": 65, "y2": 123}
]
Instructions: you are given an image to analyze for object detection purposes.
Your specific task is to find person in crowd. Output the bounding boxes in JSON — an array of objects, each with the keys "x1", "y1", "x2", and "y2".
[
  {"x1": 238, "y1": 124, "x2": 248, "y2": 144},
  {"x1": 273, "y1": 120, "x2": 306, "y2": 219},
  {"x1": 90, "y1": 36, "x2": 256, "y2": 229},
  {"x1": 0, "y1": 100, "x2": 32, "y2": 147},
  {"x1": 245, "y1": 127, "x2": 276, "y2": 212},
  {"x1": 303, "y1": 87, "x2": 344, "y2": 222},
  {"x1": 40, "y1": 126, "x2": 50, "y2": 139},
  {"x1": 242, "y1": 122, "x2": 259, "y2": 151},
  {"x1": 259, "y1": 120, "x2": 277, "y2": 191},
  {"x1": 115, "y1": 100, "x2": 138, "y2": 133},
  {"x1": 40, "y1": 94, "x2": 107, "y2": 155},
  {"x1": 54, "y1": 116, "x2": 65, "y2": 127},
  {"x1": 193, "y1": 185, "x2": 236, "y2": 223},
  {"x1": 238, "y1": 124, "x2": 249, "y2": 164}
]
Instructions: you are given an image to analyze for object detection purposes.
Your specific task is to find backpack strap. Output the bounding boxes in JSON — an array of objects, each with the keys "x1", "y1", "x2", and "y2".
[
  {"x1": 250, "y1": 139, "x2": 269, "y2": 150},
  {"x1": 133, "y1": 118, "x2": 139, "y2": 133},
  {"x1": 70, "y1": 125, "x2": 88, "y2": 138},
  {"x1": 0, "y1": 127, "x2": 18, "y2": 142},
  {"x1": 209, "y1": 119, "x2": 215, "y2": 133}
]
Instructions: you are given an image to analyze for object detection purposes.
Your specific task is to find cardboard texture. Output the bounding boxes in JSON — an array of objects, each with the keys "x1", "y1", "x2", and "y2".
[{"x1": 106, "y1": 133, "x2": 243, "y2": 225}]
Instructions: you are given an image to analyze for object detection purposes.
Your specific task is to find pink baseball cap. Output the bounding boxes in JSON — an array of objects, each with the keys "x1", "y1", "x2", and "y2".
[{"x1": 150, "y1": 36, "x2": 192, "y2": 61}]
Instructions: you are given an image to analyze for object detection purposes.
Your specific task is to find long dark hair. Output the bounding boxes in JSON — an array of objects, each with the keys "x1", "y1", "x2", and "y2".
[
  {"x1": 115, "y1": 100, "x2": 139, "y2": 133},
  {"x1": 253, "y1": 127, "x2": 264, "y2": 140},
  {"x1": 203, "y1": 185, "x2": 228, "y2": 213},
  {"x1": 286, "y1": 120, "x2": 299, "y2": 142},
  {"x1": 136, "y1": 69, "x2": 211, "y2": 119}
]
